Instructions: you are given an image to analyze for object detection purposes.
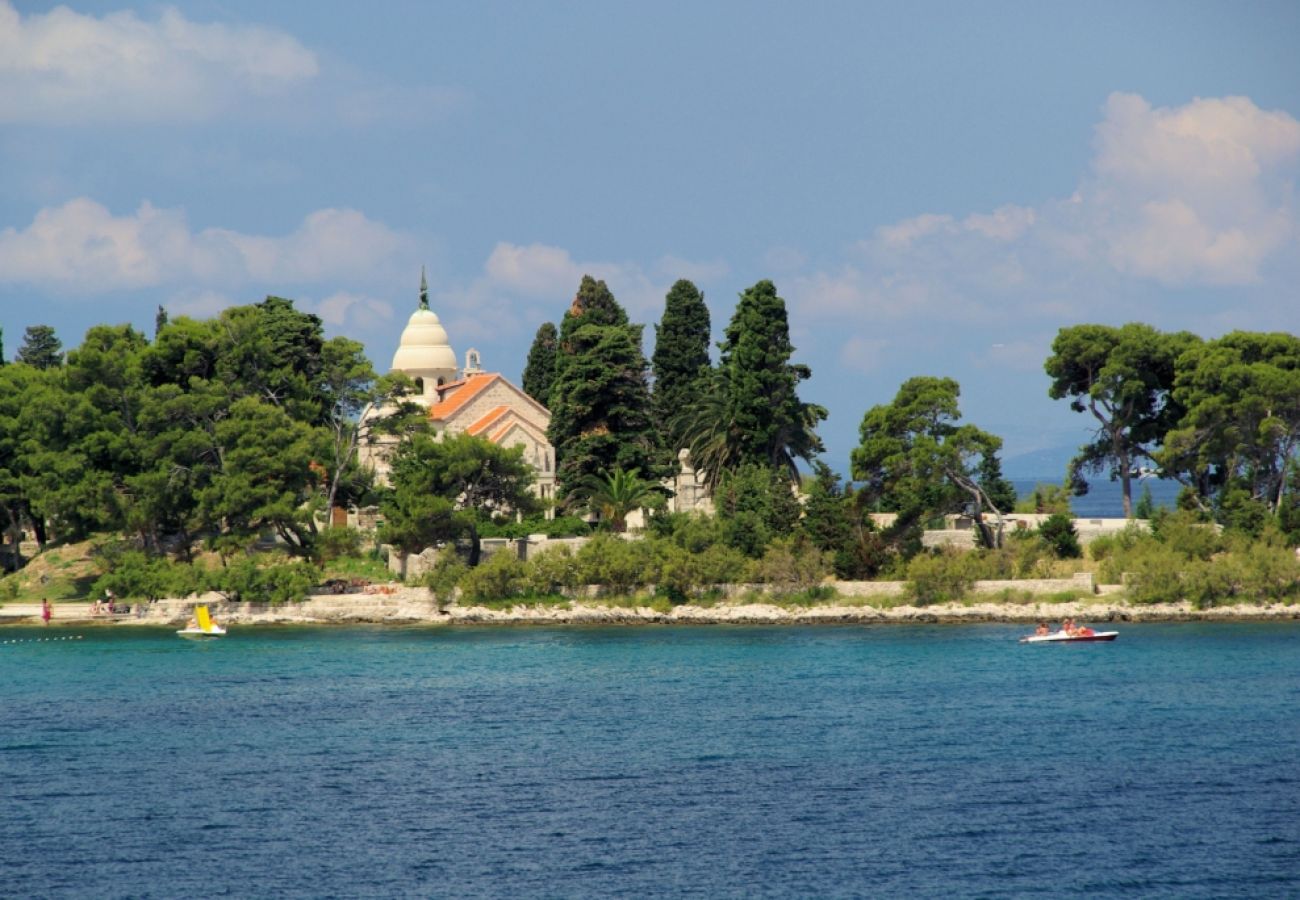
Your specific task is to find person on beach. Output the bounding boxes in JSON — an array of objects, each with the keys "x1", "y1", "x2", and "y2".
[{"x1": 41, "y1": 597, "x2": 51, "y2": 625}]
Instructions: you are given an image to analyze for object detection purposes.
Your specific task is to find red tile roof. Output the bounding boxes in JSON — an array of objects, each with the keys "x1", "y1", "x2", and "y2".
[{"x1": 428, "y1": 373, "x2": 500, "y2": 420}]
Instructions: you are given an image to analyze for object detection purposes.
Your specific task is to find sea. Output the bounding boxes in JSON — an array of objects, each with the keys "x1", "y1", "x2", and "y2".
[
  {"x1": 1013, "y1": 477, "x2": 1183, "y2": 519},
  {"x1": 3, "y1": 623, "x2": 1298, "y2": 897}
]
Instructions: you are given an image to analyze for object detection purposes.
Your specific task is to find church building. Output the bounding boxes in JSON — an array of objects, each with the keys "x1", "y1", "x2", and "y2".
[{"x1": 362, "y1": 274, "x2": 558, "y2": 509}]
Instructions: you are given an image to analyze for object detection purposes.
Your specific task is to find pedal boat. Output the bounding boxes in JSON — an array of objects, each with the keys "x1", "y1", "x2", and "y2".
[{"x1": 1020, "y1": 630, "x2": 1117, "y2": 644}]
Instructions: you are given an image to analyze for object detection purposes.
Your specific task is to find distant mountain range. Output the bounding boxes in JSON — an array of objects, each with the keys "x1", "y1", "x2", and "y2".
[{"x1": 1001, "y1": 444, "x2": 1080, "y2": 481}]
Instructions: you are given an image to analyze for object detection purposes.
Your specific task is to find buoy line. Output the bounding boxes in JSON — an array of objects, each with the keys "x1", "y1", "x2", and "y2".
[{"x1": 1, "y1": 635, "x2": 85, "y2": 644}]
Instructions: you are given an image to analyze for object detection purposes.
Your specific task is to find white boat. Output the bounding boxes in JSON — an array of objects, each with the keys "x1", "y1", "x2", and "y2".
[
  {"x1": 177, "y1": 604, "x2": 226, "y2": 639},
  {"x1": 1020, "y1": 630, "x2": 1117, "y2": 644}
]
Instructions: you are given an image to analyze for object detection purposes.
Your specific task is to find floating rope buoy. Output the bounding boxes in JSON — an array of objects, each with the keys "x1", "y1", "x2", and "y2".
[{"x1": 1, "y1": 635, "x2": 84, "y2": 644}]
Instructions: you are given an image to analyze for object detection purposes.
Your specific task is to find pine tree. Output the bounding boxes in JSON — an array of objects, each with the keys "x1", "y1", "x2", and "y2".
[
  {"x1": 16, "y1": 325, "x2": 63, "y2": 369},
  {"x1": 651, "y1": 279, "x2": 711, "y2": 450},
  {"x1": 155, "y1": 306, "x2": 169, "y2": 338},
  {"x1": 547, "y1": 276, "x2": 659, "y2": 501},
  {"x1": 522, "y1": 321, "x2": 558, "y2": 406}
]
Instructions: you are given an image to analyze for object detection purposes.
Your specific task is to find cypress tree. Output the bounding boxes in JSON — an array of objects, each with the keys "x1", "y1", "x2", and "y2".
[
  {"x1": 548, "y1": 276, "x2": 659, "y2": 501},
  {"x1": 521, "y1": 321, "x2": 558, "y2": 407},
  {"x1": 717, "y1": 280, "x2": 825, "y2": 477},
  {"x1": 651, "y1": 279, "x2": 711, "y2": 449}
]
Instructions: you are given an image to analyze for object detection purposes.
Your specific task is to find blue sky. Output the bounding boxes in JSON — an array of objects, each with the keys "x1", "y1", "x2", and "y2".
[{"x1": 3, "y1": 1, "x2": 1299, "y2": 476}]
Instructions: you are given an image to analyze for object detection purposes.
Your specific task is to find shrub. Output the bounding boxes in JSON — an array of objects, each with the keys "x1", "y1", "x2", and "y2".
[
  {"x1": 207, "y1": 556, "x2": 321, "y2": 605},
  {"x1": 523, "y1": 545, "x2": 581, "y2": 598},
  {"x1": 1150, "y1": 509, "x2": 1222, "y2": 560},
  {"x1": 478, "y1": 515, "x2": 591, "y2": 539},
  {"x1": 422, "y1": 552, "x2": 468, "y2": 607},
  {"x1": 905, "y1": 549, "x2": 977, "y2": 605},
  {"x1": 749, "y1": 536, "x2": 832, "y2": 597},
  {"x1": 459, "y1": 551, "x2": 527, "y2": 604},
  {"x1": 316, "y1": 526, "x2": 361, "y2": 562},
  {"x1": 575, "y1": 533, "x2": 656, "y2": 596},
  {"x1": 92, "y1": 549, "x2": 196, "y2": 602},
  {"x1": 654, "y1": 540, "x2": 749, "y2": 600}
]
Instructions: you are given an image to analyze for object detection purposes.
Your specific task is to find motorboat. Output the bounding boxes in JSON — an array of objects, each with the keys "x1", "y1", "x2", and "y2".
[
  {"x1": 177, "y1": 604, "x2": 226, "y2": 639},
  {"x1": 1020, "y1": 629, "x2": 1117, "y2": 644}
]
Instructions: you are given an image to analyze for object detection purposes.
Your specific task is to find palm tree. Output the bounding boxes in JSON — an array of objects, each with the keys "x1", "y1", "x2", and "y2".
[
  {"x1": 672, "y1": 372, "x2": 826, "y2": 493},
  {"x1": 574, "y1": 467, "x2": 665, "y2": 532}
]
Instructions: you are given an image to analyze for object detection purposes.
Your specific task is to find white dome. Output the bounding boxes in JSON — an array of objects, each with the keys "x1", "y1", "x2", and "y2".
[{"x1": 391, "y1": 308, "x2": 458, "y2": 377}]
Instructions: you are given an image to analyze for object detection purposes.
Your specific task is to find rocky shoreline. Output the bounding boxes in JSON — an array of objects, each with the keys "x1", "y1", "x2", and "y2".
[{"x1": 4, "y1": 589, "x2": 1299, "y2": 627}]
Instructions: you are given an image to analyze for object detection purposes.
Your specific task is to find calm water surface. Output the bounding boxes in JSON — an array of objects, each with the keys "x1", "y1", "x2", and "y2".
[{"x1": 2, "y1": 623, "x2": 1298, "y2": 897}]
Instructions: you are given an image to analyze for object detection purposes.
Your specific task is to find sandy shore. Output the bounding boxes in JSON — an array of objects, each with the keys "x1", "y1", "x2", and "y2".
[{"x1": 3, "y1": 590, "x2": 1299, "y2": 627}]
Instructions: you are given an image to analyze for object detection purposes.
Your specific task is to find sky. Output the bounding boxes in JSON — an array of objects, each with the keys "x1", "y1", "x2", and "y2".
[{"x1": 2, "y1": 0, "x2": 1299, "y2": 477}]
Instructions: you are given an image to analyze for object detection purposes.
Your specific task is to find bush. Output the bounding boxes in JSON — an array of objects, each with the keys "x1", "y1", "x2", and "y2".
[
  {"x1": 478, "y1": 515, "x2": 591, "y2": 539},
  {"x1": 575, "y1": 533, "x2": 656, "y2": 596},
  {"x1": 749, "y1": 537, "x2": 832, "y2": 597},
  {"x1": 422, "y1": 552, "x2": 468, "y2": 607},
  {"x1": 92, "y1": 549, "x2": 196, "y2": 602},
  {"x1": 208, "y1": 556, "x2": 321, "y2": 605},
  {"x1": 459, "y1": 551, "x2": 527, "y2": 604},
  {"x1": 523, "y1": 545, "x2": 581, "y2": 598},
  {"x1": 315, "y1": 526, "x2": 361, "y2": 562},
  {"x1": 654, "y1": 540, "x2": 748, "y2": 601}
]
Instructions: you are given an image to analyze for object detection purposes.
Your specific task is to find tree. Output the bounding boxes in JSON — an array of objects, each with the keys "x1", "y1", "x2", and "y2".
[
  {"x1": 680, "y1": 280, "x2": 825, "y2": 490},
  {"x1": 799, "y1": 462, "x2": 887, "y2": 579},
  {"x1": 1046, "y1": 323, "x2": 1197, "y2": 518},
  {"x1": 17, "y1": 325, "x2": 62, "y2": 369},
  {"x1": 852, "y1": 376, "x2": 1010, "y2": 550},
  {"x1": 651, "y1": 279, "x2": 712, "y2": 450},
  {"x1": 522, "y1": 322, "x2": 558, "y2": 407},
  {"x1": 1160, "y1": 331, "x2": 1300, "y2": 519},
  {"x1": 547, "y1": 276, "x2": 660, "y2": 501},
  {"x1": 573, "y1": 467, "x2": 665, "y2": 533},
  {"x1": 379, "y1": 432, "x2": 538, "y2": 564},
  {"x1": 713, "y1": 462, "x2": 801, "y2": 557},
  {"x1": 155, "y1": 306, "x2": 169, "y2": 339}
]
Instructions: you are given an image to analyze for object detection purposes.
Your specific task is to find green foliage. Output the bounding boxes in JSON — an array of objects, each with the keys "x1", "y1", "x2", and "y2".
[
  {"x1": 477, "y1": 515, "x2": 590, "y2": 539},
  {"x1": 679, "y1": 280, "x2": 825, "y2": 490},
  {"x1": 572, "y1": 466, "x2": 665, "y2": 532},
  {"x1": 798, "y1": 462, "x2": 888, "y2": 579},
  {"x1": 905, "y1": 547, "x2": 1011, "y2": 605},
  {"x1": 749, "y1": 536, "x2": 832, "y2": 596},
  {"x1": 209, "y1": 556, "x2": 321, "y2": 605},
  {"x1": 16, "y1": 325, "x2": 63, "y2": 369},
  {"x1": 651, "y1": 279, "x2": 712, "y2": 449},
  {"x1": 316, "y1": 526, "x2": 361, "y2": 562},
  {"x1": 92, "y1": 549, "x2": 196, "y2": 602},
  {"x1": 422, "y1": 552, "x2": 469, "y2": 606},
  {"x1": 852, "y1": 375, "x2": 1009, "y2": 550},
  {"x1": 1038, "y1": 513, "x2": 1082, "y2": 559},
  {"x1": 459, "y1": 551, "x2": 528, "y2": 604},
  {"x1": 379, "y1": 431, "x2": 537, "y2": 562},
  {"x1": 653, "y1": 540, "x2": 748, "y2": 599},
  {"x1": 522, "y1": 321, "x2": 558, "y2": 406},
  {"x1": 574, "y1": 533, "x2": 656, "y2": 596},
  {"x1": 548, "y1": 276, "x2": 660, "y2": 500},
  {"x1": 1134, "y1": 484, "x2": 1155, "y2": 519},
  {"x1": 1160, "y1": 331, "x2": 1300, "y2": 519},
  {"x1": 714, "y1": 463, "x2": 800, "y2": 557},
  {"x1": 522, "y1": 545, "x2": 582, "y2": 597},
  {"x1": 1046, "y1": 323, "x2": 1196, "y2": 518}
]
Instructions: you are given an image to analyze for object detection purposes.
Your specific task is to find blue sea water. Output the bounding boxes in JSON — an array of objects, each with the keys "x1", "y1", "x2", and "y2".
[
  {"x1": 2, "y1": 624, "x2": 1298, "y2": 898},
  {"x1": 1013, "y1": 478, "x2": 1183, "y2": 519}
]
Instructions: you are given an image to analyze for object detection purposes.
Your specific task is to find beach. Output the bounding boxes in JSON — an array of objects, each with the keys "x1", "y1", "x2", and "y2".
[{"x1": 5, "y1": 590, "x2": 1299, "y2": 627}]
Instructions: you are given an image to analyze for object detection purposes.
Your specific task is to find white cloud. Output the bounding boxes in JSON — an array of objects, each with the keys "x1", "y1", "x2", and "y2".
[
  {"x1": 790, "y1": 92, "x2": 1300, "y2": 332},
  {"x1": 0, "y1": 1, "x2": 318, "y2": 123},
  {"x1": 310, "y1": 292, "x2": 396, "y2": 328},
  {"x1": 838, "y1": 336, "x2": 888, "y2": 374},
  {"x1": 0, "y1": 198, "x2": 416, "y2": 290}
]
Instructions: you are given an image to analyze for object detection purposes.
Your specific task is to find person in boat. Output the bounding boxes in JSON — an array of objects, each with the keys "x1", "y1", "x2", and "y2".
[
  {"x1": 1060, "y1": 617, "x2": 1076, "y2": 635},
  {"x1": 1034, "y1": 622, "x2": 1049, "y2": 636},
  {"x1": 186, "y1": 615, "x2": 198, "y2": 630},
  {"x1": 1075, "y1": 623, "x2": 1095, "y2": 637}
]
